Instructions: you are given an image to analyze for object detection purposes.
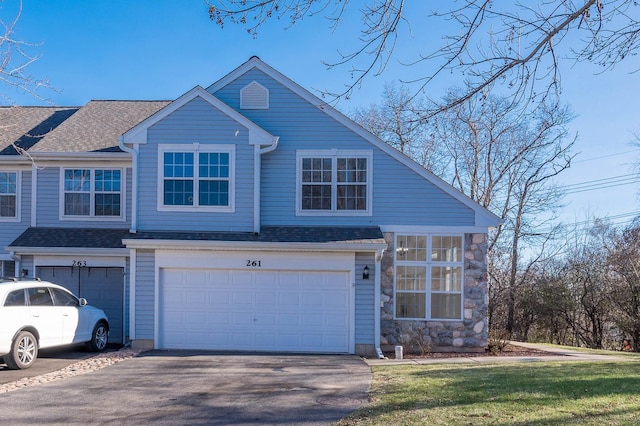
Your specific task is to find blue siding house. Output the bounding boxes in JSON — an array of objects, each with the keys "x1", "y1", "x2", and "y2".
[{"x1": 1, "y1": 57, "x2": 500, "y2": 356}]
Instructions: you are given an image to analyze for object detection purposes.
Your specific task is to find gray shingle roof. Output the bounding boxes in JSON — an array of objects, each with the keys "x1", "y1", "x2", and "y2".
[
  {"x1": 9, "y1": 228, "x2": 131, "y2": 249},
  {"x1": 8, "y1": 226, "x2": 385, "y2": 249},
  {"x1": 128, "y1": 226, "x2": 385, "y2": 244},
  {"x1": 30, "y1": 100, "x2": 171, "y2": 153},
  {"x1": 0, "y1": 107, "x2": 78, "y2": 155}
]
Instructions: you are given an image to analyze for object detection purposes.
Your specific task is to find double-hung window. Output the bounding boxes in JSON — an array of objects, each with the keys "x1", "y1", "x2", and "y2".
[
  {"x1": 0, "y1": 171, "x2": 18, "y2": 219},
  {"x1": 297, "y1": 150, "x2": 372, "y2": 215},
  {"x1": 62, "y1": 169, "x2": 123, "y2": 219},
  {"x1": 395, "y1": 234, "x2": 464, "y2": 320},
  {"x1": 158, "y1": 144, "x2": 235, "y2": 212}
]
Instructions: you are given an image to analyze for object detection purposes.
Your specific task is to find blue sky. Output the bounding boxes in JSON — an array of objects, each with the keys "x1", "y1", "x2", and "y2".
[{"x1": 4, "y1": 0, "x2": 639, "y2": 229}]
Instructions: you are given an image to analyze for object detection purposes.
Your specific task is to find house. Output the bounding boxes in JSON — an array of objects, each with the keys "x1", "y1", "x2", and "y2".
[{"x1": 1, "y1": 57, "x2": 500, "y2": 356}]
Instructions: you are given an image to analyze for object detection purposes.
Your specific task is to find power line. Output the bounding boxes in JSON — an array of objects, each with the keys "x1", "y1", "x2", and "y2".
[
  {"x1": 573, "y1": 149, "x2": 640, "y2": 164},
  {"x1": 563, "y1": 174, "x2": 639, "y2": 194}
]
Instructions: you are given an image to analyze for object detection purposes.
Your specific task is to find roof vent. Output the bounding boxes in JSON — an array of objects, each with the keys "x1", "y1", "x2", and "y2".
[{"x1": 240, "y1": 81, "x2": 269, "y2": 110}]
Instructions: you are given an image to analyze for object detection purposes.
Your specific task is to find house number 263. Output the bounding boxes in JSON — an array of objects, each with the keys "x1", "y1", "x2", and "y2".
[{"x1": 246, "y1": 260, "x2": 262, "y2": 267}]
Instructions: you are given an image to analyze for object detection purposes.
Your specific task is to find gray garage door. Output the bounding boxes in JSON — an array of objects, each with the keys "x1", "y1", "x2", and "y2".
[{"x1": 36, "y1": 266, "x2": 125, "y2": 344}]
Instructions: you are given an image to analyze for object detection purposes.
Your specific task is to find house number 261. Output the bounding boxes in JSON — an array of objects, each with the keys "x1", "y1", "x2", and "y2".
[{"x1": 246, "y1": 260, "x2": 262, "y2": 267}]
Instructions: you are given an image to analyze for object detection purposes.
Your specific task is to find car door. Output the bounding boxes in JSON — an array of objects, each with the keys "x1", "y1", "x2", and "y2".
[
  {"x1": 1, "y1": 289, "x2": 31, "y2": 348},
  {"x1": 50, "y1": 287, "x2": 91, "y2": 344},
  {"x1": 26, "y1": 287, "x2": 63, "y2": 348}
]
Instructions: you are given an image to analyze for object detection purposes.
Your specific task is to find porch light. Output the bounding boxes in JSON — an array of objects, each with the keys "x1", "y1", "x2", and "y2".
[{"x1": 363, "y1": 265, "x2": 370, "y2": 280}]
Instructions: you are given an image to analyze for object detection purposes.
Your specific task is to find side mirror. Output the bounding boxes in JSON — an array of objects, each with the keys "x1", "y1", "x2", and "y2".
[{"x1": 79, "y1": 298, "x2": 88, "y2": 307}]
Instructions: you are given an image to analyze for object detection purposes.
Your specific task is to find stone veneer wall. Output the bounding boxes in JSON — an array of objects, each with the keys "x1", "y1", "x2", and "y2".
[{"x1": 380, "y1": 232, "x2": 489, "y2": 353}]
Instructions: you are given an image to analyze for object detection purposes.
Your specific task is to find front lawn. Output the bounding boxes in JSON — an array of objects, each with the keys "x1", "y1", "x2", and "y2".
[{"x1": 338, "y1": 361, "x2": 640, "y2": 425}]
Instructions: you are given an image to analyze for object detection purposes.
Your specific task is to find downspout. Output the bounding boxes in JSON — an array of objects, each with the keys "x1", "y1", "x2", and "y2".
[
  {"x1": 118, "y1": 137, "x2": 138, "y2": 233},
  {"x1": 254, "y1": 136, "x2": 280, "y2": 234},
  {"x1": 375, "y1": 248, "x2": 384, "y2": 359},
  {"x1": 10, "y1": 251, "x2": 21, "y2": 278}
]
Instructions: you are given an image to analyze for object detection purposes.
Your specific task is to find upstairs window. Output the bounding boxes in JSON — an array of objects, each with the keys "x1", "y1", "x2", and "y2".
[
  {"x1": 0, "y1": 171, "x2": 17, "y2": 219},
  {"x1": 158, "y1": 144, "x2": 235, "y2": 212},
  {"x1": 297, "y1": 150, "x2": 372, "y2": 215},
  {"x1": 62, "y1": 169, "x2": 122, "y2": 219}
]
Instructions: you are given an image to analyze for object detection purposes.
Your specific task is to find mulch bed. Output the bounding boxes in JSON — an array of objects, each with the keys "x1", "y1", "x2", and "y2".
[{"x1": 385, "y1": 343, "x2": 555, "y2": 359}]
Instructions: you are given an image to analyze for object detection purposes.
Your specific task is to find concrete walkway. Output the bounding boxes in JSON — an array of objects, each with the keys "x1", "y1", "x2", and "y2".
[{"x1": 365, "y1": 341, "x2": 633, "y2": 366}]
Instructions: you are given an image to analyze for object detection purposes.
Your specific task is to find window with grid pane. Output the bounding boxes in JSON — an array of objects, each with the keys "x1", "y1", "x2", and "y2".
[
  {"x1": 0, "y1": 172, "x2": 17, "y2": 218},
  {"x1": 395, "y1": 234, "x2": 464, "y2": 320},
  {"x1": 301, "y1": 158, "x2": 332, "y2": 210},
  {"x1": 63, "y1": 169, "x2": 121, "y2": 217},
  {"x1": 298, "y1": 152, "x2": 370, "y2": 214},
  {"x1": 159, "y1": 145, "x2": 234, "y2": 210}
]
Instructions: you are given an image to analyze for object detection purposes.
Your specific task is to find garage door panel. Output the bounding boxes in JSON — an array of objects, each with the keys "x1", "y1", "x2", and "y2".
[
  {"x1": 37, "y1": 266, "x2": 125, "y2": 344},
  {"x1": 160, "y1": 268, "x2": 351, "y2": 353},
  {"x1": 232, "y1": 292, "x2": 254, "y2": 304}
]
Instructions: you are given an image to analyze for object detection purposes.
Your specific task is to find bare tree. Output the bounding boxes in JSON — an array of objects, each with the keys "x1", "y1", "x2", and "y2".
[
  {"x1": 1, "y1": 0, "x2": 50, "y2": 104},
  {"x1": 606, "y1": 225, "x2": 640, "y2": 351},
  {"x1": 353, "y1": 82, "x2": 576, "y2": 338},
  {"x1": 207, "y1": 1, "x2": 639, "y2": 114},
  {"x1": 351, "y1": 83, "x2": 444, "y2": 174}
]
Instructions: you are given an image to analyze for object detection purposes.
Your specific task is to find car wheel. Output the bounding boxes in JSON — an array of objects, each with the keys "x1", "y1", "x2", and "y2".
[
  {"x1": 86, "y1": 322, "x2": 109, "y2": 352},
  {"x1": 5, "y1": 330, "x2": 38, "y2": 370}
]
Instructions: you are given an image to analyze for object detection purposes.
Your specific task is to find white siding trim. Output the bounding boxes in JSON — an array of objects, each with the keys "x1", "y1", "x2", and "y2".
[
  {"x1": 129, "y1": 249, "x2": 137, "y2": 340},
  {"x1": 31, "y1": 166, "x2": 37, "y2": 227},
  {"x1": 380, "y1": 225, "x2": 490, "y2": 234}
]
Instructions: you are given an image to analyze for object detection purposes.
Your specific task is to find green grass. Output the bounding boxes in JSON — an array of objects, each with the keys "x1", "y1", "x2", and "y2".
[{"x1": 338, "y1": 361, "x2": 640, "y2": 425}]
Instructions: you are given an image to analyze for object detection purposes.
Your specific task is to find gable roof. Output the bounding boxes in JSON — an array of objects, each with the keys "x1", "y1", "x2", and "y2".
[
  {"x1": 209, "y1": 56, "x2": 502, "y2": 227},
  {"x1": 120, "y1": 86, "x2": 277, "y2": 147},
  {"x1": 0, "y1": 107, "x2": 78, "y2": 155}
]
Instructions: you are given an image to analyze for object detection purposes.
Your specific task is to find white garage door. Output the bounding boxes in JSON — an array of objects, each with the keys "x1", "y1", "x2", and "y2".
[{"x1": 159, "y1": 268, "x2": 351, "y2": 353}]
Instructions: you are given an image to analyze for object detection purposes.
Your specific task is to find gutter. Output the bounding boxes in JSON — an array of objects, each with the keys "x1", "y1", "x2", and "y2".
[
  {"x1": 118, "y1": 136, "x2": 138, "y2": 233},
  {"x1": 254, "y1": 136, "x2": 280, "y2": 233}
]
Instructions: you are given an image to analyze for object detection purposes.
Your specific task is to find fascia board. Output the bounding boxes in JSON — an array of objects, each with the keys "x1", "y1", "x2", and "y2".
[
  {"x1": 122, "y1": 238, "x2": 388, "y2": 253},
  {"x1": 6, "y1": 247, "x2": 129, "y2": 256},
  {"x1": 28, "y1": 152, "x2": 132, "y2": 161},
  {"x1": 209, "y1": 58, "x2": 502, "y2": 228},
  {"x1": 120, "y1": 85, "x2": 275, "y2": 146}
]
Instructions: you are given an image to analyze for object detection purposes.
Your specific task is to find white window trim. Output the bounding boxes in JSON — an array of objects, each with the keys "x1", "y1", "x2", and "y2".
[
  {"x1": 157, "y1": 143, "x2": 236, "y2": 213},
  {"x1": 394, "y1": 233, "x2": 465, "y2": 321},
  {"x1": 0, "y1": 170, "x2": 20, "y2": 222},
  {"x1": 295, "y1": 149, "x2": 373, "y2": 216},
  {"x1": 59, "y1": 168, "x2": 126, "y2": 222}
]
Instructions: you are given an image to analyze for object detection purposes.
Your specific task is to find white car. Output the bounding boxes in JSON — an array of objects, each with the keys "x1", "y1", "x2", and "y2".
[{"x1": 0, "y1": 279, "x2": 109, "y2": 369}]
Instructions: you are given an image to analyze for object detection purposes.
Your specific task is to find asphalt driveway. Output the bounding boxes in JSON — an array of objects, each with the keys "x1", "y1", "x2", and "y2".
[{"x1": 0, "y1": 351, "x2": 371, "y2": 425}]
